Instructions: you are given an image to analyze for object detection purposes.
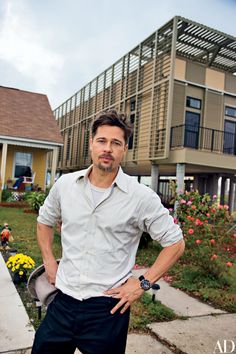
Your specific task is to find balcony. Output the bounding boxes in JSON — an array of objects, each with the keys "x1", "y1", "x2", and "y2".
[{"x1": 170, "y1": 125, "x2": 236, "y2": 156}]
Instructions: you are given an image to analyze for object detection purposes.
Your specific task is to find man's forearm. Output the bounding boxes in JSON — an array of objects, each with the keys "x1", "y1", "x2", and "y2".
[
  {"x1": 143, "y1": 239, "x2": 185, "y2": 284},
  {"x1": 37, "y1": 222, "x2": 55, "y2": 263},
  {"x1": 37, "y1": 222, "x2": 58, "y2": 284}
]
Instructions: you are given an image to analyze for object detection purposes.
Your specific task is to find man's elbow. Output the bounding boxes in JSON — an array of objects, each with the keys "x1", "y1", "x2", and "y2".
[
  {"x1": 37, "y1": 222, "x2": 53, "y2": 235},
  {"x1": 177, "y1": 238, "x2": 185, "y2": 257}
]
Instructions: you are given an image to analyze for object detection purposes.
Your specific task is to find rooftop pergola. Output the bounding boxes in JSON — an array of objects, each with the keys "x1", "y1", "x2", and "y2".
[
  {"x1": 161, "y1": 16, "x2": 236, "y2": 73},
  {"x1": 54, "y1": 16, "x2": 236, "y2": 117}
]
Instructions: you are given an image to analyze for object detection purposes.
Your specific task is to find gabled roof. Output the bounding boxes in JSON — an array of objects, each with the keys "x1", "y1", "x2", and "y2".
[{"x1": 0, "y1": 86, "x2": 63, "y2": 145}]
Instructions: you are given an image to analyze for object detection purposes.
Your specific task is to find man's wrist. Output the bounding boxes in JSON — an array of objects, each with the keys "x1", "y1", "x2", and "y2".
[{"x1": 139, "y1": 275, "x2": 152, "y2": 291}]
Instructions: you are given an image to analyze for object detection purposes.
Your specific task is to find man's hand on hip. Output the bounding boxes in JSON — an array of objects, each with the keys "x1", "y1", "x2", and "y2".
[
  {"x1": 44, "y1": 258, "x2": 58, "y2": 285},
  {"x1": 104, "y1": 277, "x2": 144, "y2": 314}
]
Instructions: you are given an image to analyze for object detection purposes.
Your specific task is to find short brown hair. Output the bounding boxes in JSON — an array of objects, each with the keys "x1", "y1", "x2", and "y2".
[{"x1": 91, "y1": 109, "x2": 132, "y2": 143}]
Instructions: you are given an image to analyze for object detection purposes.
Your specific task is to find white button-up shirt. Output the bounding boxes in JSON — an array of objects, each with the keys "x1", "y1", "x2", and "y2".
[{"x1": 38, "y1": 166, "x2": 183, "y2": 300}]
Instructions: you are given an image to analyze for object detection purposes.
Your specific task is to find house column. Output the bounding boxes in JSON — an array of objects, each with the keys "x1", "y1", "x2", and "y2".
[
  {"x1": 228, "y1": 177, "x2": 235, "y2": 213},
  {"x1": 151, "y1": 164, "x2": 159, "y2": 193},
  {"x1": 220, "y1": 177, "x2": 227, "y2": 205},
  {"x1": 0, "y1": 142, "x2": 8, "y2": 189},
  {"x1": 193, "y1": 175, "x2": 199, "y2": 191},
  {"x1": 207, "y1": 174, "x2": 219, "y2": 197},
  {"x1": 50, "y1": 147, "x2": 59, "y2": 186},
  {"x1": 0, "y1": 143, "x2": 8, "y2": 201},
  {"x1": 176, "y1": 163, "x2": 185, "y2": 195},
  {"x1": 233, "y1": 182, "x2": 236, "y2": 212}
]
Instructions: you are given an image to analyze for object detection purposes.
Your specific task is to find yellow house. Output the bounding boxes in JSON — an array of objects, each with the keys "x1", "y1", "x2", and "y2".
[{"x1": 0, "y1": 86, "x2": 63, "y2": 197}]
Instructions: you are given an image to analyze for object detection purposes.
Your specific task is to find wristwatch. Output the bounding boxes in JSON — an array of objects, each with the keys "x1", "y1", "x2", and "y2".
[{"x1": 139, "y1": 275, "x2": 152, "y2": 291}]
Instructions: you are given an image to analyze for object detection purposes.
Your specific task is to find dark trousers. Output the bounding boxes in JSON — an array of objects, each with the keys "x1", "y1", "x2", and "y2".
[{"x1": 32, "y1": 291, "x2": 130, "y2": 354}]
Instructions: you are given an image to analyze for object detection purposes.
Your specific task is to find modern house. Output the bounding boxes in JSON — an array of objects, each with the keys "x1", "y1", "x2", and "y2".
[
  {"x1": 0, "y1": 86, "x2": 63, "y2": 196},
  {"x1": 52, "y1": 16, "x2": 236, "y2": 211}
]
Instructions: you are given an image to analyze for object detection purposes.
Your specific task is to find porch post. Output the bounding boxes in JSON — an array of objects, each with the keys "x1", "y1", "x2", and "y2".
[
  {"x1": 0, "y1": 143, "x2": 8, "y2": 201},
  {"x1": 50, "y1": 147, "x2": 59, "y2": 186},
  {"x1": 151, "y1": 164, "x2": 159, "y2": 193},
  {"x1": 228, "y1": 177, "x2": 234, "y2": 213},
  {"x1": 176, "y1": 163, "x2": 185, "y2": 195},
  {"x1": 233, "y1": 182, "x2": 236, "y2": 212},
  {"x1": 220, "y1": 177, "x2": 226, "y2": 205}
]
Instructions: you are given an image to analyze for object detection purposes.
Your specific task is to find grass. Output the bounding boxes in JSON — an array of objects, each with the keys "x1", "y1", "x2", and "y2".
[
  {"x1": 167, "y1": 262, "x2": 236, "y2": 313},
  {"x1": 136, "y1": 238, "x2": 236, "y2": 313},
  {"x1": 0, "y1": 207, "x2": 178, "y2": 332}
]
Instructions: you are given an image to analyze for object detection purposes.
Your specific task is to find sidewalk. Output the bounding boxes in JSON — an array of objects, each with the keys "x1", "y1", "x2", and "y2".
[
  {"x1": 0, "y1": 256, "x2": 235, "y2": 354},
  {"x1": 0, "y1": 252, "x2": 35, "y2": 354},
  {"x1": 134, "y1": 269, "x2": 236, "y2": 354}
]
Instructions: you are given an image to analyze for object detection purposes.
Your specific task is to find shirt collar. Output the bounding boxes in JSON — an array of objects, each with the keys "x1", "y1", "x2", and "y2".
[{"x1": 76, "y1": 165, "x2": 128, "y2": 193}]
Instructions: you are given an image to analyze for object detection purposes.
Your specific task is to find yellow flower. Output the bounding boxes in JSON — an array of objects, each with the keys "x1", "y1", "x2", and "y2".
[{"x1": 5, "y1": 253, "x2": 35, "y2": 276}]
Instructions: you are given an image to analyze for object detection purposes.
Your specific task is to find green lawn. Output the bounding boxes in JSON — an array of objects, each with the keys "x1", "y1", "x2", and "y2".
[
  {"x1": 2, "y1": 206, "x2": 234, "y2": 331},
  {"x1": 0, "y1": 206, "x2": 177, "y2": 331}
]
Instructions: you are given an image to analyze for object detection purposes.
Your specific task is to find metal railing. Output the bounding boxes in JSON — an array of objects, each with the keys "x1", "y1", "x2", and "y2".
[{"x1": 170, "y1": 124, "x2": 236, "y2": 155}]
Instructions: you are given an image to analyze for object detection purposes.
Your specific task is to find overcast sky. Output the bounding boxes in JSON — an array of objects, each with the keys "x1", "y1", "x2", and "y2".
[{"x1": 0, "y1": 0, "x2": 235, "y2": 110}]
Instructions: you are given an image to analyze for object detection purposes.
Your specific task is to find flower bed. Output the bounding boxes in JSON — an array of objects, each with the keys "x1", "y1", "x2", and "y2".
[
  {"x1": 0, "y1": 202, "x2": 29, "y2": 208},
  {"x1": 167, "y1": 188, "x2": 236, "y2": 312},
  {"x1": 6, "y1": 253, "x2": 35, "y2": 282}
]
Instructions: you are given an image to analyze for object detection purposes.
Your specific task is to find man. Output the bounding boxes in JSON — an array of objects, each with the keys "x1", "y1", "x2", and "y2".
[{"x1": 32, "y1": 109, "x2": 184, "y2": 354}]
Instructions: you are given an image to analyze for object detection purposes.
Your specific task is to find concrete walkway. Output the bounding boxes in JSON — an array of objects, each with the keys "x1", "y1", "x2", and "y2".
[
  {"x1": 133, "y1": 269, "x2": 236, "y2": 354},
  {"x1": 1, "y1": 256, "x2": 235, "y2": 354},
  {"x1": 0, "y1": 252, "x2": 35, "y2": 353}
]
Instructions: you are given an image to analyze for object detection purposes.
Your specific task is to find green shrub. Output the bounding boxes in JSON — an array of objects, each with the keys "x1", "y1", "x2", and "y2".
[
  {"x1": 26, "y1": 192, "x2": 46, "y2": 212},
  {"x1": 169, "y1": 189, "x2": 235, "y2": 278},
  {"x1": 2, "y1": 189, "x2": 12, "y2": 201}
]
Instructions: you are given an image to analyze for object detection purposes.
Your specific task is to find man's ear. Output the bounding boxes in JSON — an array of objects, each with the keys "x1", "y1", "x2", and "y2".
[
  {"x1": 124, "y1": 144, "x2": 128, "y2": 153},
  {"x1": 89, "y1": 136, "x2": 93, "y2": 152}
]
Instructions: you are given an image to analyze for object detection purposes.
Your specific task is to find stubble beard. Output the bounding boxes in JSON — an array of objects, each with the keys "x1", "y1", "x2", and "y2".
[{"x1": 97, "y1": 162, "x2": 114, "y2": 172}]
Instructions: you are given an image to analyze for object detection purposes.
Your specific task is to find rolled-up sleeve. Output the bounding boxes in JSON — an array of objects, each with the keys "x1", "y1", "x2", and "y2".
[
  {"x1": 37, "y1": 182, "x2": 61, "y2": 227},
  {"x1": 139, "y1": 190, "x2": 183, "y2": 248}
]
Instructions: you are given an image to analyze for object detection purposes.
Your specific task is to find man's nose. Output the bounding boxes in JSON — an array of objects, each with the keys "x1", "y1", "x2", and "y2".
[{"x1": 103, "y1": 142, "x2": 112, "y2": 151}]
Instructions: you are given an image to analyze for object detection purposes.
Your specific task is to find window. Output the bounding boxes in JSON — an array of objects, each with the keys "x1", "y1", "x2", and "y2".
[
  {"x1": 128, "y1": 114, "x2": 135, "y2": 150},
  {"x1": 14, "y1": 152, "x2": 32, "y2": 178},
  {"x1": 224, "y1": 120, "x2": 236, "y2": 155},
  {"x1": 186, "y1": 96, "x2": 201, "y2": 110},
  {"x1": 130, "y1": 98, "x2": 136, "y2": 112},
  {"x1": 184, "y1": 111, "x2": 200, "y2": 149},
  {"x1": 66, "y1": 128, "x2": 72, "y2": 161},
  {"x1": 225, "y1": 106, "x2": 236, "y2": 118}
]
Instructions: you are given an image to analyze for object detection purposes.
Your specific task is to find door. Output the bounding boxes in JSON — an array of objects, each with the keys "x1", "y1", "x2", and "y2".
[
  {"x1": 224, "y1": 120, "x2": 236, "y2": 155},
  {"x1": 184, "y1": 111, "x2": 200, "y2": 149}
]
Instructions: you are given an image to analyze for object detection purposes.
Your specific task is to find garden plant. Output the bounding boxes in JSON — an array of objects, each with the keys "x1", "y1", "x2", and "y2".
[{"x1": 167, "y1": 186, "x2": 236, "y2": 312}]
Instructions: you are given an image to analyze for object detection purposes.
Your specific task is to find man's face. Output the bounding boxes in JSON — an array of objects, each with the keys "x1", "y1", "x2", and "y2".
[{"x1": 90, "y1": 125, "x2": 128, "y2": 173}]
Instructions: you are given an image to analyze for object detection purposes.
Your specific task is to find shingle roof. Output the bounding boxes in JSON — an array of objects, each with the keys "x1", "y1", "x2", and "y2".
[{"x1": 0, "y1": 86, "x2": 63, "y2": 144}]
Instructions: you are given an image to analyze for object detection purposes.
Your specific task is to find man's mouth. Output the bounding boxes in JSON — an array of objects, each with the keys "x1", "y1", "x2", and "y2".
[{"x1": 99, "y1": 155, "x2": 114, "y2": 161}]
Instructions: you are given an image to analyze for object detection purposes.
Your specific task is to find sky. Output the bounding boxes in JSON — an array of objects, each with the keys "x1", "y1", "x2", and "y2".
[{"x1": 0, "y1": 0, "x2": 235, "y2": 110}]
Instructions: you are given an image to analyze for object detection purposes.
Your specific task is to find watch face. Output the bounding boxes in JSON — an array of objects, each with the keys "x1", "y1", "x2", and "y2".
[{"x1": 140, "y1": 279, "x2": 151, "y2": 291}]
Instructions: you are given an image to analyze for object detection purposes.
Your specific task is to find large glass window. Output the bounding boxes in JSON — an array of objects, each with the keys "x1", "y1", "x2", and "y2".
[
  {"x1": 14, "y1": 152, "x2": 32, "y2": 178},
  {"x1": 184, "y1": 111, "x2": 200, "y2": 149},
  {"x1": 224, "y1": 120, "x2": 236, "y2": 155},
  {"x1": 186, "y1": 96, "x2": 201, "y2": 110},
  {"x1": 225, "y1": 106, "x2": 236, "y2": 118},
  {"x1": 128, "y1": 114, "x2": 135, "y2": 150}
]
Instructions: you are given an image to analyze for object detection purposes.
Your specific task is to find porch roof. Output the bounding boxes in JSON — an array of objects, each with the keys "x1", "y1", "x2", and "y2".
[{"x1": 0, "y1": 86, "x2": 63, "y2": 145}]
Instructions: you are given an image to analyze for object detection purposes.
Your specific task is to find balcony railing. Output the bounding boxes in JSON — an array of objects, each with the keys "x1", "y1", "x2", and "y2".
[{"x1": 170, "y1": 124, "x2": 236, "y2": 156}]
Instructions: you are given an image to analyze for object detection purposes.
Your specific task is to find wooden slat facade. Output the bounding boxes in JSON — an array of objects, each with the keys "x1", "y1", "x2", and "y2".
[{"x1": 51, "y1": 16, "x2": 236, "y2": 176}]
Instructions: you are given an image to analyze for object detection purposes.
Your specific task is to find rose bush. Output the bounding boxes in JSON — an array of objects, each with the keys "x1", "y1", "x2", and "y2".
[{"x1": 170, "y1": 189, "x2": 235, "y2": 283}]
